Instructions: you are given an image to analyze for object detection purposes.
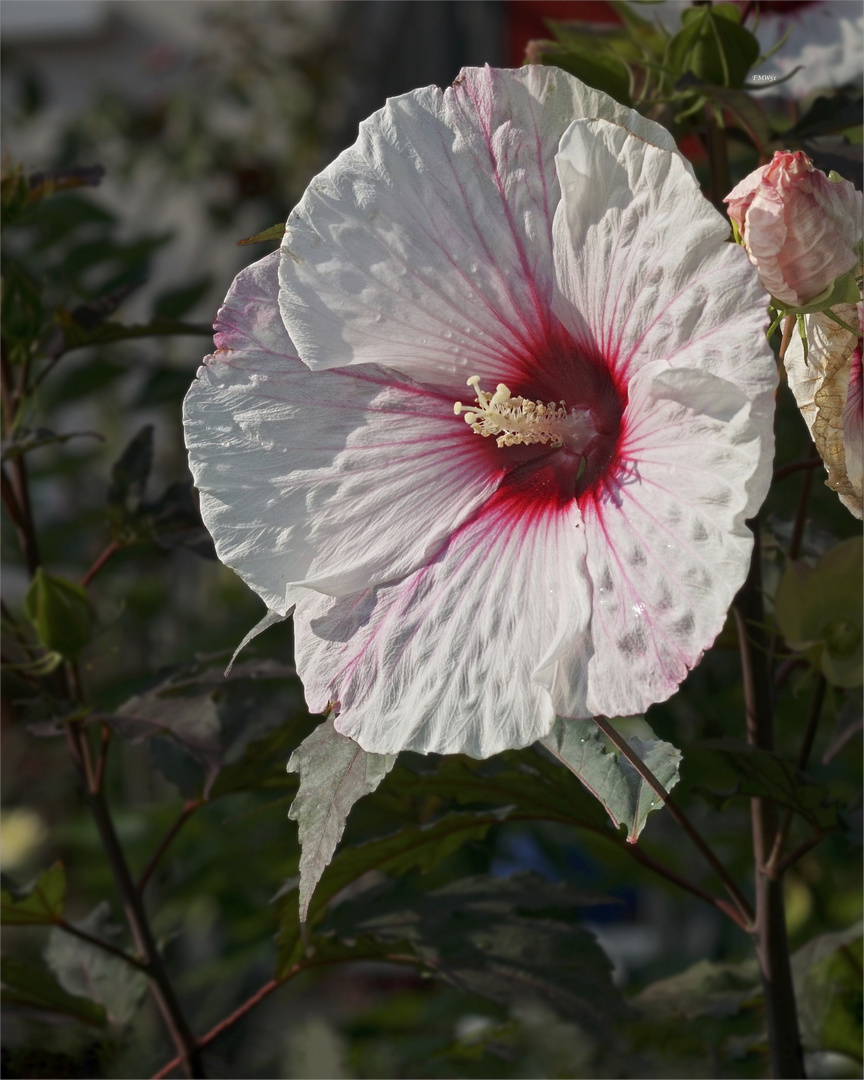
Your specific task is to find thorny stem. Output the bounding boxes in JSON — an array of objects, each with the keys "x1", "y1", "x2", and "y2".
[
  {"x1": 590, "y1": 714, "x2": 755, "y2": 927},
  {"x1": 734, "y1": 522, "x2": 805, "y2": 1079},
  {"x1": 138, "y1": 800, "x2": 202, "y2": 893}
]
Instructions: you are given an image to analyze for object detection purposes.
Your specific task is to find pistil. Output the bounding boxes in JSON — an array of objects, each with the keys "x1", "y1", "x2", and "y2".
[{"x1": 454, "y1": 375, "x2": 595, "y2": 452}]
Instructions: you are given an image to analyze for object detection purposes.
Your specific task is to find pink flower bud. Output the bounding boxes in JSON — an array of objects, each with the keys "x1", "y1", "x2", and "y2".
[{"x1": 725, "y1": 151, "x2": 862, "y2": 307}]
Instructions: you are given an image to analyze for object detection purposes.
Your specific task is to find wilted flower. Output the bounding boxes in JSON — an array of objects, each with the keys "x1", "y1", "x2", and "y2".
[
  {"x1": 185, "y1": 66, "x2": 775, "y2": 758},
  {"x1": 784, "y1": 300, "x2": 863, "y2": 519},
  {"x1": 724, "y1": 150, "x2": 862, "y2": 309}
]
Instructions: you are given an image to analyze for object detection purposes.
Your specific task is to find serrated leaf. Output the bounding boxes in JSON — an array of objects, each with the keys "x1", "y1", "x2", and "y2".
[
  {"x1": 1, "y1": 956, "x2": 106, "y2": 1026},
  {"x1": 276, "y1": 809, "x2": 510, "y2": 974},
  {"x1": 111, "y1": 690, "x2": 222, "y2": 798},
  {"x1": 107, "y1": 425, "x2": 153, "y2": 517},
  {"x1": 1, "y1": 862, "x2": 65, "y2": 925},
  {"x1": 701, "y1": 739, "x2": 840, "y2": 830},
  {"x1": 287, "y1": 718, "x2": 397, "y2": 923},
  {"x1": 541, "y1": 717, "x2": 680, "y2": 842},
  {"x1": 325, "y1": 873, "x2": 630, "y2": 1030},
  {"x1": 210, "y1": 716, "x2": 306, "y2": 799},
  {"x1": 44, "y1": 903, "x2": 147, "y2": 1026},
  {"x1": 385, "y1": 751, "x2": 609, "y2": 833}
]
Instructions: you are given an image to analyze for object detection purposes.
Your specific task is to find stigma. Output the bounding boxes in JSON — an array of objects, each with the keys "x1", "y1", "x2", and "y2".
[{"x1": 454, "y1": 375, "x2": 595, "y2": 452}]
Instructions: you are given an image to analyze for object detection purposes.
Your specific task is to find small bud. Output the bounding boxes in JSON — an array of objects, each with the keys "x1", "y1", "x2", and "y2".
[
  {"x1": 24, "y1": 568, "x2": 92, "y2": 659},
  {"x1": 725, "y1": 151, "x2": 862, "y2": 310}
]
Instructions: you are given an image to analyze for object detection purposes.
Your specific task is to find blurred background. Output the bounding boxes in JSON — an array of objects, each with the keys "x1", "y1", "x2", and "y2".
[{"x1": 2, "y1": 3, "x2": 862, "y2": 1078}]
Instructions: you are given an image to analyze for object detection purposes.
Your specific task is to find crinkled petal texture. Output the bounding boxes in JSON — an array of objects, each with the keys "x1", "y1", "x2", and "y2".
[
  {"x1": 552, "y1": 118, "x2": 774, "y2": 717},
  {"x1": 185, "y1": 66, "x2": 776, "y2": 758},
  {"x1": 295, "y1": 488, "x2": 592, "y2": 758},
  {"x1": 725, "y1": 151, "x2": 863, "y2": 307},
  {"x1": 784, "y1": 302, "x2": 863, "y2": 520},
  {"x1": 184, "y1": 252, "x2": 504, "y2": 607},
  {"x1": 278, "y1": 64, "x2": 680, "y2": 390}
]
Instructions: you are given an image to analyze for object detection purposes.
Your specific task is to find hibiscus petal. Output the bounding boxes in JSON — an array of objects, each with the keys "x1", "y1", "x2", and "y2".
[
  {"x1": 784, "y1": 302, "x2": 863, "y2": 520},
  {"x1": 580, "y1": 362, "x2": 766, "y2": 717},
  {"x1": 293, "y1": 489, "x2": 592, "y2": 758},
  {"x1": 184, "y1": 252, "x2": 503, "y2": 608},
  {"x1": 279, "y1": 65, "x2": 680, "y2": 389},
  {"x1": 552, "y1": 118, "x2": 775, "y2": 409}
]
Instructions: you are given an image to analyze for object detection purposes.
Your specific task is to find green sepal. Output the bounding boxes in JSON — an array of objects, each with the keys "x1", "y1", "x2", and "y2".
[{"x1": 24, "y1": 569, "x2": 92, "y2": 660}]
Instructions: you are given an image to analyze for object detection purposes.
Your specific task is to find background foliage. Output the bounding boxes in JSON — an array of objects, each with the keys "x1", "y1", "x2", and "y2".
[{"x1": 2, "y1": 3, "x2": 862, "y2": 1078}]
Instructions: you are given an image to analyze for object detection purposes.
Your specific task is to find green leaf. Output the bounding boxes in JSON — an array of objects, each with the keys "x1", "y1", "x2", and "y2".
[
  {"x1": 276, "y1": 809, "x2": 511, "y2": 973},
  {"x1": 775, "y1": 538, "x2": 863, "y2": 688},
  {"x1": 237, "y1": 222, "x2": 286, "y2": 246},
  {"x1": 111, "y1": 689, "x2": 223, "y2": 798},
  {"x1": 1, "y1": 261, "x2": 45, "y2": 345},
  {"x1": 24, "y1": 569, "x2": 92, "y2": 659},
  {"x1": 107, "y1": 425, "x2": 153, "y2": 521},
  {"x1": 1, "y1": 956, "x2": 106, "y2": 1027},
  {"x1": 634, "y1": 956, "x2": 760, "y2": 1021},
  {"x1": 793, "y1": 925, "x2": 863, "y2": 1060},
  {"x1": 384, "y1": 751, "x2": 609, "y2": 833},
  {"x1": 535, "y1": 41, "x2": 632, "y2": 106},
  {"x1": 1, "y1": 862, "x2": 65, "y2": 925},
  {"x1": 699, "y1": 739, "x2": 840, "y2": 830},
  {"x1": 325, "y1": 874, "x2": 630, "y2": 1030},
  {"x1": 784, "y1": 93, "x2": 864, "y2": 141},
  {"x1": 287, "y1": 717, "x2": 397, "y2": 923},
  {"x1": 540, "y1": 717, "x2": 681, "y2": 842},
  {"x1": 209, "y1": 716, "x2": 307, "y2": 798},
  {"x1": 667, "y1": 6, "x2": 759, "y2": 88},
  {"x1": 142, "y1": 480, "x2": 216, "y2": 559},
  {"x1": 44, "y1": 902, "x2": 147, "y2": 1027},
  {"x1": 110, "y1": 658, "x2": 307, "y2": 800}
]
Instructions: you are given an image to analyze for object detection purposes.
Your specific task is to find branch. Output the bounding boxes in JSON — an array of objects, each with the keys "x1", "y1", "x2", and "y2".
[
  {"x1": 65, "y1": 722, "x2": 205, "y2": 1078},
  {"x1": 138, "y1": 800, "x2": 201, "y2": 893},
  {"x1": 734, "y1": 523, "x2": 805, "y2": 1079},
  {"x1": 591, "y1": 714, "x2": 755, "y2": 927},
  {"x1": 53, "y1": 917, "x2": 148, "y2": 971},
  {"x1": 81, "y1": 540, "x2": 122, "y2": 589},
  {"x1": 151, "y1": 951, "x2": 426, "y2": 1079}
]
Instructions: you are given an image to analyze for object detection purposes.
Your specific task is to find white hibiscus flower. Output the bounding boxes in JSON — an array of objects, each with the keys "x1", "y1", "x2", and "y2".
[{"x1": 184, "y1": 66, "x2": 776, "y2": 758}]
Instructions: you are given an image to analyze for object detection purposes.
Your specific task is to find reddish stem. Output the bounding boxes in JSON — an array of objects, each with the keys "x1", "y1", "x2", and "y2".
[{"x1": 81, "y1": 540, "x2": 122, "y2": 588}]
